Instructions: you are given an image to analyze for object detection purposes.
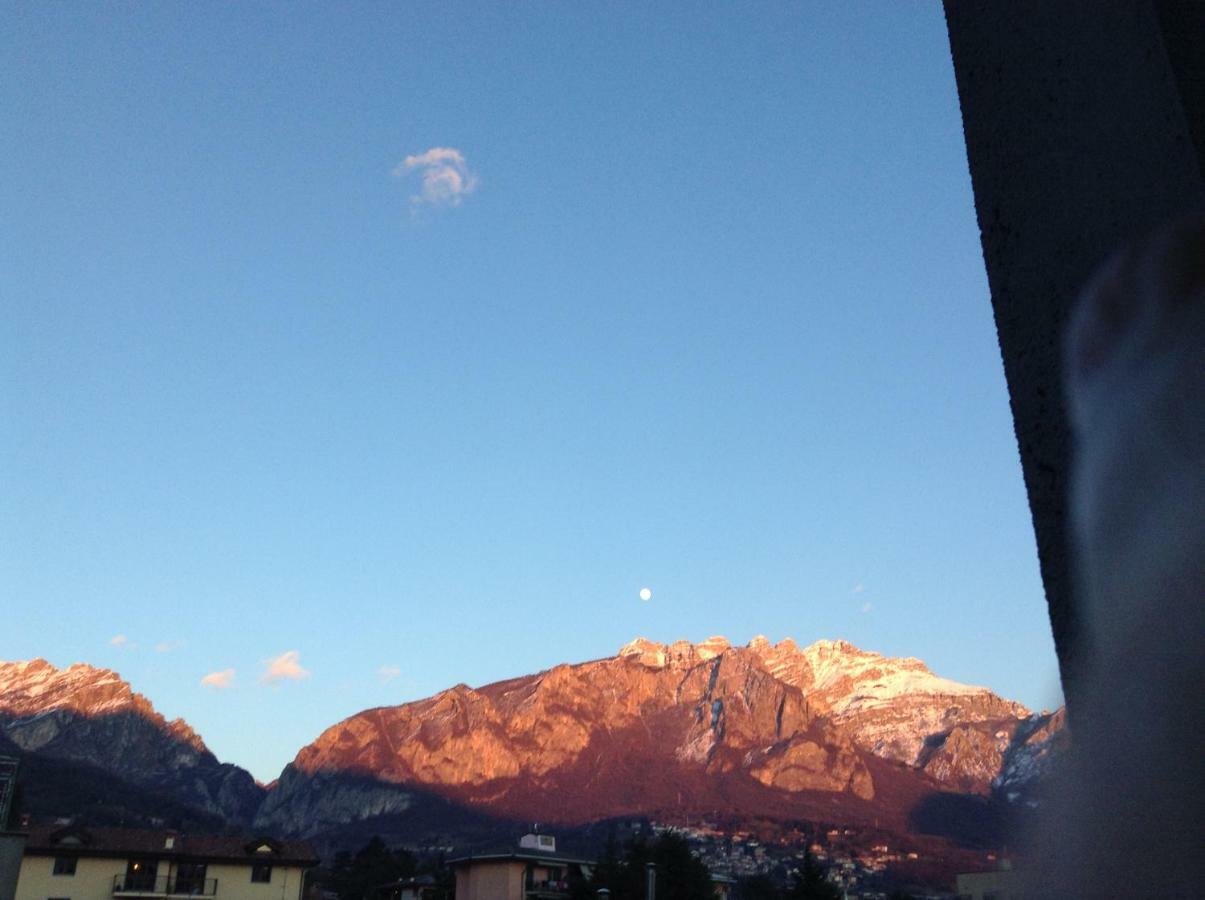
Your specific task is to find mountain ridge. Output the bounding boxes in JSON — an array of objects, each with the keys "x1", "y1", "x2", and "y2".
[
  {"x1": 0, "y1": 658, "x2": 263, "y2": 827},
  {"x1": 0, "y1": 637, "x2": 1065, "y2": 848},
  {"x1": 254, "y1": 635, "x2": 1058, "y2": 839}
]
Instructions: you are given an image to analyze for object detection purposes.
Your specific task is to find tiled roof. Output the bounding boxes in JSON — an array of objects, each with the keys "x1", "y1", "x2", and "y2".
[{"x1": 24, "y1": 826, "x2": 317, "y2": 866}]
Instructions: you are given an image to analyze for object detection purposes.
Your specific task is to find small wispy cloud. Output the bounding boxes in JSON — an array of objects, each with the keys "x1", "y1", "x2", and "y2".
[
  {"x1": 200, "y1": 669, "x2": 236, "y2": 690},
  {"x1": 110, "y1": 635, "x2": 128, "y2": 646},
  {"x1": 851, "y1": 583, "x2": 865, "y2": 595},
  {"x1": 155, "y1": 640, "x2": 184, "y2": 654},
  {"x1": 378, "y1": 665, "x2": 402, "y2": 682},
  {"x1": 393, "y1": 147, "x2": 478, "y2": 209},
  {"x1": 860, "y1": 601, "x2": 873, "y2": 614},
  {"x1": 261, "y1": 650, "x2": 310, "y2": 685}
]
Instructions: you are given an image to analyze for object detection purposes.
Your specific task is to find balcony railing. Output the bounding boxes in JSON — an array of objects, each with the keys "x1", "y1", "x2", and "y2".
[
  {"x1": 114, "y1": 874, "x2": 168, "y2": 895},
  {"x1": 112, "y1": 875, "x2": 218, "y2": 897},
  {"x1": 169, "y1": 877, "x2": 218, "y2": 896},
  {"x1": 524, "y1": 879, "x2": 572, "y2": 898}
]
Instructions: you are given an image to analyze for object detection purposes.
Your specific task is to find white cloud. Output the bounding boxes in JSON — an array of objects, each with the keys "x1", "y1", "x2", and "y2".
[
  {"x1": 851, "y1": 583, "x2": 865, "y2": 595},
  {"x1": 860, "y1": 601, "x2": 873, "y2": 614},
  {"x1": 110, "y1": 635, "x2": 128, "y2": 646},
  {"x1": 260, "y1": 650, "x2": 310, "y2": 684},
  {"x1": 393, "y1": 147, "x2": 479, "y2": 208},
  {"x1": 378, "y1": 665, "x2": 402, "y2": 682},
  {"x1": 200, "y1": 669, "x2": 236, "y2": 690},
  {"x1": 155, "y1": 640, "x2": 184, "y2": 654}
]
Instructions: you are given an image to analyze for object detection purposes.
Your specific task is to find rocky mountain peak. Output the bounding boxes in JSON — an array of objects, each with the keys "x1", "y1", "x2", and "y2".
[
  {"x1": 617, "y1": 636, "x2": 727, "y2": 668},
  {"x1": 0, "y1": 658, "x2": 142, "y2": 720},
  {"x1": 610, "y1": 637, "x2": 1033, "y2": 769},
  {"x1": 0, "y1": 657, "x2": 264, "y2": 826}
]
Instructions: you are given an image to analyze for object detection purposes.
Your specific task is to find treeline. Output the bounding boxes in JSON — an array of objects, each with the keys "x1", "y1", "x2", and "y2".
[
  {"x1": 320, "y1": 833, "x2": 843, "y2": 900},
  {"x1": 591, "y1": 832, "x2": 842, "y2": 899},
  {"x1": 322, "y1": 837, "x2": 451, "y2": 900}
]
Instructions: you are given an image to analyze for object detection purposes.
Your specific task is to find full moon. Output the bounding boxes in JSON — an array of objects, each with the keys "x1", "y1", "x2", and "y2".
[{"x1": 639, "y1": 587, "x2": 652, "y2": 601}]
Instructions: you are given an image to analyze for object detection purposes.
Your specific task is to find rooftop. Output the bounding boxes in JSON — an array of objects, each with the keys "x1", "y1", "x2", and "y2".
[{"x1": 24, "y1": 825, "x2": 317, "y2": 867}]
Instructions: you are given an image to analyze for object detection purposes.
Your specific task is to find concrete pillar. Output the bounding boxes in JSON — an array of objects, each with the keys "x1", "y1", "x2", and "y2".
[
  {"x1": 0, "y1": 833, "x2": 25, "y2": 900},
  {"x1": 942, "y1": 1, "x2": 1205, "y2": 711}
]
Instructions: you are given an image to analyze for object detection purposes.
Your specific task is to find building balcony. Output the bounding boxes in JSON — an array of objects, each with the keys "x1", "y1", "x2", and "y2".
[
  {"x1": 112, "y1": 875, "x2": 218, "y2": 897},
  {"x1": 524, "y1": 879, "x2": 573, "y2": 898},
  {"x1": 169, "y1": 877, "x2": 218, "y2": 896}
]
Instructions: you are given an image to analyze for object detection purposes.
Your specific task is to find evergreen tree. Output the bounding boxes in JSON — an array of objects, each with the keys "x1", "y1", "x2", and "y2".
[
  {"x1": 586, "y1": 832, "x2": 714, "y2": 900},
  {"x1": 328, "y1": 837, "x2": 418, "y2": 900},
  {"x1": 648, "y1": 832, "x2": 714, "y2": 900},
  {"x1": 784, "y1": 850, "x2": 839, "y2": 900}
]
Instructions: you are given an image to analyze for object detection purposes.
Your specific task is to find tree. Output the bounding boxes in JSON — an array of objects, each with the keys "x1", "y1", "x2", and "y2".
[
  {"x1": 328, "y1": 837, "x2": 418, "y2": 900},
  {"x1": 737, "y1": 873, "x2": 781, "y2": 899},
  {"x1": 648, "y1": 832, "x2": 715, "y2": 900},
  {"x1": 587, "y1": 832, "x2": 715, "y2": 900},
  {"x1": 784, "y1": 850, "x2": 840, "y2": 900}
]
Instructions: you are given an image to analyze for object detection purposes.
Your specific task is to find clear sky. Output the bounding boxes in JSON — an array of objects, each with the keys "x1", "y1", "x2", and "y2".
[{"x1": 1, "y1": 3, "x2": 1063, "y2": 782}]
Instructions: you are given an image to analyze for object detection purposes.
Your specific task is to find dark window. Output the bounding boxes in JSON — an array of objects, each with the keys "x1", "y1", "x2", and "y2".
[
  {"x1": 250, "y1": 864, "x2": 272, "y2": 884},
  {"x1": 174, "y1": 863, "x2": 208, "y2": 895},
  {"x1": 52, "y1": 858, "x2": 77, "y2": 876}
]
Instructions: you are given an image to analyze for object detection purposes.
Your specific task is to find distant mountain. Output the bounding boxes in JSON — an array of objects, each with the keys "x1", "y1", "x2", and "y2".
[
  {"x1": 0, "y1": 641, "x2": 1064, "y2": 851},
  {"x1": 255, "y1": 637, "x2": 1063, "y2": 841},
  {"x1": 0, "y1": 659, "x2": 263, "y2": 827}
]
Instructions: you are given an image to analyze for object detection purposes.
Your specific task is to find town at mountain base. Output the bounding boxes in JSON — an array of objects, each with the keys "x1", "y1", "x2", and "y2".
[{"x1": 0, "y1": 637, "x2": 1065, "y2": 861}]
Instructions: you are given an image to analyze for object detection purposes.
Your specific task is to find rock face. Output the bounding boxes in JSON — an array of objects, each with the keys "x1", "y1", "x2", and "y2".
[
  {"x1": 257, "y1": 637, "x2": 1059, "y2": 836},
  {"x1": 742, "y1": 637, "x2": 1030, "y2": 764},
  {"x1": 0, "y1": 659, "x2": 263, "y2": 825},
  {"x1": 1, "y1": 640, "x2": 1064, "y2": 841}
]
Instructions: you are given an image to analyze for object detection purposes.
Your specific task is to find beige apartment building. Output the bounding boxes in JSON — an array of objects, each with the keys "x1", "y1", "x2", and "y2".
[
  {"x1": 448, "y1": 834, "x2": 593, "y2": 900},
  {"x1": 15, "y1": 827, "x2": 316, "y2": 900}
]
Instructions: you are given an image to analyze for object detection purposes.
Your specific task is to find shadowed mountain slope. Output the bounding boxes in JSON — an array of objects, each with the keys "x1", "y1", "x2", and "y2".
[{"x1": 0, "y1": 659, "x2": 263, "y2": 826}]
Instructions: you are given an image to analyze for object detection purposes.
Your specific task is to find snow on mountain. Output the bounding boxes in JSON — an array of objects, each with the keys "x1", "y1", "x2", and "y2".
[{"x1": 620, "y1": 636, "x2": 1032, "y2": 766}]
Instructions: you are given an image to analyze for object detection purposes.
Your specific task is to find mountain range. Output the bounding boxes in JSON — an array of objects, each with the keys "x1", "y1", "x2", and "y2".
[{"x1": 0, "y1": 637, "x2": 1064, "y2": 851}]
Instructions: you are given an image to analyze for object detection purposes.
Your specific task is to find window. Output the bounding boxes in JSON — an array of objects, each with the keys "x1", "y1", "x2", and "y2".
[
  {"x1": 250, "y1": 864, "x2": 272, "y2": 884},
  {"x1": 125, "y1": 859, "x2": 159, "y2": 892},
  {"x1": 52, "y1": 858, "x2": 77, "y2": 876},
  {"x1": 174, "y1": 862, "x2": 208, "y2": 895}
]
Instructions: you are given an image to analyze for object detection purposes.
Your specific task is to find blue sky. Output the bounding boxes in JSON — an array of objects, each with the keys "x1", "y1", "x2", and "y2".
[{"x1": 1, "y1": 3, "x2": 1062, "y2": 782}]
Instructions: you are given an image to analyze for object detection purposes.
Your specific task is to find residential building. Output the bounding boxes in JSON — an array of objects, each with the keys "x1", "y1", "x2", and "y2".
[
  {"x1": 448, "y1": 835, "x2": 592, "y2": 900},
  {"x1": 0, "y1": 832, "x2": 24, "y2": 900},
  {"x1": 0, "y1": 757, "x2": 22, "y2": 900},
  {"x1": 15, "y1": 827, "x2": 317, "y2": 900},
  {"x1": 955, "y1": 865, "x2": 1026, "y2": 900}
]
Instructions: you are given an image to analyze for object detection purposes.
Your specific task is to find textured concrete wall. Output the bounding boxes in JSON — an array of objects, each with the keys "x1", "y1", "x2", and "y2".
[{"x1": 942, "y1": 1, "x2": 1205, "y2": 711}]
